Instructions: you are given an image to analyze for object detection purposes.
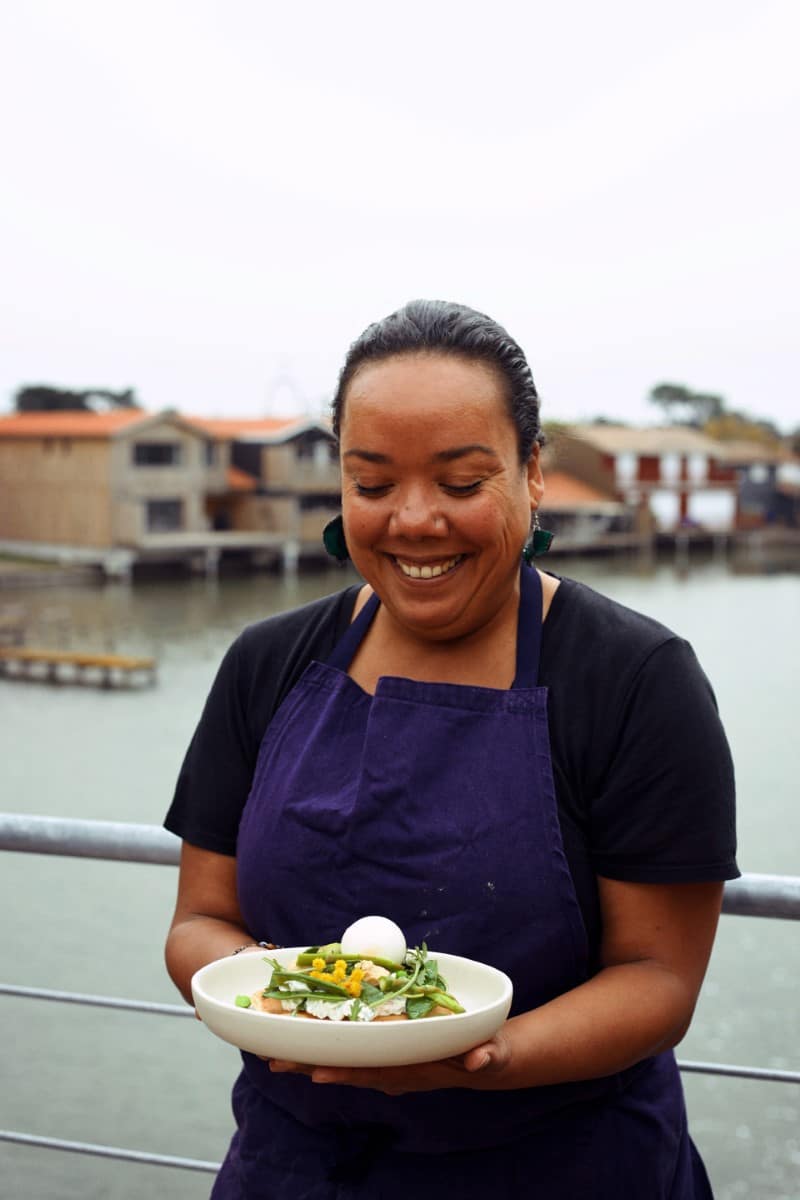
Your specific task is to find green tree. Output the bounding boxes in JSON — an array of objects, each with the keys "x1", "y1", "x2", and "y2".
[
  {"x1": 14, "y1": 385, "x2": 138, "y2": 412},
  {"x1": 648, "y1": 382, "x2": 724, "y2": 427},
  {"x1": 705, "y1": 411, "x2": 783, "y2": 447}
]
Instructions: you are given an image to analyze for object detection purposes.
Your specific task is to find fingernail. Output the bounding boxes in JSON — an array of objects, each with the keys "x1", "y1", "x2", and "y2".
[{"x1": 473, "y1": 1052, "x2": 491, "y2": 1071}]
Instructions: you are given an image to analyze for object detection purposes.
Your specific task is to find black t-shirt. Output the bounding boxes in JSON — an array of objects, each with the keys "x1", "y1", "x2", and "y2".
[{"x1": 164, "y1": 575, "x2": 739, "y2": 958}]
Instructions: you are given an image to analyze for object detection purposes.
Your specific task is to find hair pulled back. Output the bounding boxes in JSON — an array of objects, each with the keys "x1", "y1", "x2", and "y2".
[{"x1": 332, "y1": 299, "x2": 543, "y2": 464}]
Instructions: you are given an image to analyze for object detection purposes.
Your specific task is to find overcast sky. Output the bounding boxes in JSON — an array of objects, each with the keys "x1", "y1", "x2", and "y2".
[{"x1": 1, "y1": 1, "x2": 798, "y2": 431}]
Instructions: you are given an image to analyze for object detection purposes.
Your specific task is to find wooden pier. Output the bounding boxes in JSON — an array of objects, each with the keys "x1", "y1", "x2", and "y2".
[{"x1": 0, "y1": 648, "x2": 157, "y2": 689}]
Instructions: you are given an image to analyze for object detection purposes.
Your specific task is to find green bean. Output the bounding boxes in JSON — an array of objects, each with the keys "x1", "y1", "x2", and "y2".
[
  {"x1": 261, "y1": 990, "x2": 351, "y2": 1003},
  {"x1": 425, "y1": 990, "x2": 465, "y2": 1014},
  {"x1": 268, "y1": 970, "x2": 350, "y2": 997},
  {"x1": 295, "y1": 951, "x2": 403, "y2": 972}
]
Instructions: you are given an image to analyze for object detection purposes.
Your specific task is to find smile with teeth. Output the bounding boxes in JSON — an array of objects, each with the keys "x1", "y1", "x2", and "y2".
[{"x1": 394, "y1": 555, "x2": 464, "y2": 580}]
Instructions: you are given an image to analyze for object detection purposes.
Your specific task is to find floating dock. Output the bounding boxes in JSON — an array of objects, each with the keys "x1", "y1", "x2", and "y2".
[{"x1": 0, "y1": 647, "x2": 157, "y2": 689}]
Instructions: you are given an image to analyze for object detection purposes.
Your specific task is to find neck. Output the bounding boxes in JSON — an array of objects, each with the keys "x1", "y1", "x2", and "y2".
[{"x1": 349, "y1": 569, "x2": 533, "y2": 693}]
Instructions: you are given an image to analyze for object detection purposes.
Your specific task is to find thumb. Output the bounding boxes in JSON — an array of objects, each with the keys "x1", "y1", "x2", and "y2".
[{"x1": 463, "y1": 1037, "x2": 509, "y2": 1074}]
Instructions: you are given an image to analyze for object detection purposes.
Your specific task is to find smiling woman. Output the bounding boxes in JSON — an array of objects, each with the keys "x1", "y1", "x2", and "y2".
[
  {"x1": 164, "y1": 300, "x2": 738, "y2": 1199},
  {"x1": 339, "y1": 354, "x2": 542, "y2": 664}
]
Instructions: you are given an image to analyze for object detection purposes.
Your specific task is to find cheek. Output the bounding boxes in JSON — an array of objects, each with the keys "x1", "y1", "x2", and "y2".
[
  {"x1": 343, "y1": 502, "x2": 386, "y2": 544},
  {"x1": 457, "y1": 495, "x2": 528, "y2": 544}
]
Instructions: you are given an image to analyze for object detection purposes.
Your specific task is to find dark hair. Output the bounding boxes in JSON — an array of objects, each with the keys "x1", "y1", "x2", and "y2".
[{"x1": 332, "y1": 299, "x2": 543, "y2": 463}]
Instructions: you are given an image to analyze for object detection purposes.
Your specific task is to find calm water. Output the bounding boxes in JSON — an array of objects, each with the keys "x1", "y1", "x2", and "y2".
[{"x1": 1, "y1": 553, "x2": 798, "y2": 1199}]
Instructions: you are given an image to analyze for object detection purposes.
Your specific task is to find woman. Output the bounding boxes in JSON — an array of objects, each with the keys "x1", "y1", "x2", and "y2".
[{"x1": 164, "y1": 300, "x2": 738, "y2": 1198}]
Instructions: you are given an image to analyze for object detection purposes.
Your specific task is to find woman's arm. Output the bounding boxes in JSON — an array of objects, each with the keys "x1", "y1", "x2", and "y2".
[
  {"x1": 468, "y1": 876, "x2": 724, "y2": 1088},
  {"x1": 268, "y1": 878, "x2": 724, "y2": 1092},
  {"x1": 165, "y1": 842, "x2": 258, "y2": 1004}
]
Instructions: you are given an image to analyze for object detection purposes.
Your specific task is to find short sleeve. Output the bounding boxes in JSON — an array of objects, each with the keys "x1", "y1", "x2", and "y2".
[
  {"x1": 163, "y1": 586, "x2": 361, "y2": 855},
  {"x1": 588, "y1": 637, "x2": 739, "y2": 882},
  {"x1": 164, "y1": 635, "x2": 256, "y2": 855}
]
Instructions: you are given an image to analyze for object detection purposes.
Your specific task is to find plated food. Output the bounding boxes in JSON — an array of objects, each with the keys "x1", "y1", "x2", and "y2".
[
  {"x1": 191, "y1": 917, "x2": 513, "y2": 1067},
  {"x1": 239, "y1": 941, "x2": 465, "y2": 1023}
]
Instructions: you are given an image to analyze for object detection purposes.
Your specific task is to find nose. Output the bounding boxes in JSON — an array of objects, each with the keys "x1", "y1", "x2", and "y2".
[{"x1": 389, "y1": 484, "x2": 447, "y2": 539}]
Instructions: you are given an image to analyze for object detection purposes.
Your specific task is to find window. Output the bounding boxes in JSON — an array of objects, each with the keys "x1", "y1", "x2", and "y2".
[
  {"x1": 145, "y1": 499, "x2": 183, "y2": 532},
  {"x1": 205, "y1": 441, "x2": 217, "y2": 466},
  {"x1": 133, "y1": 442, "x2": 182, "y2": 466},
  {"x1": 294, "y1": 435, "x2": 336, "y2": 462}
]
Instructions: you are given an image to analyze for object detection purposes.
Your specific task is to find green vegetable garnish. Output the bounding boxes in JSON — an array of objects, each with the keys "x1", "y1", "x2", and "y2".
[{"x1": 235, "y1": 942, "x2": 465, "y2": 1020}]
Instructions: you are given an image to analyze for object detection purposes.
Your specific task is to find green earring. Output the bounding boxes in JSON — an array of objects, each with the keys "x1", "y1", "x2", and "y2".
[
  {"x1": 323, "y1": 514, "x2": 350, "y2": 562},
  {"x1": 522, "y1": 511, "x2": 554, "y2": 564}
]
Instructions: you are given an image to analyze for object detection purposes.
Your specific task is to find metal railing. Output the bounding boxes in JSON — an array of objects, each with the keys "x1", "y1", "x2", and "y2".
[{"x1": 1, "y1": 812, "x2": 799, "y2": 1178}]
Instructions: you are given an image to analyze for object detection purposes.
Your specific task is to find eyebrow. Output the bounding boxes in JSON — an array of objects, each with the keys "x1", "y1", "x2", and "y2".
[{"x1": 343, "y1": 443, "x2": 497, "y2": 465}]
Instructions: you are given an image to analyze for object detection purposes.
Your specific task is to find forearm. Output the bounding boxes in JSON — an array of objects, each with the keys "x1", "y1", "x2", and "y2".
[
  {"x1": 476, "y1": 959, "x2": 695, "y2": 1089},
  {"x1": 165, "y1": 915, "x2": 261, "y2": 1004}
]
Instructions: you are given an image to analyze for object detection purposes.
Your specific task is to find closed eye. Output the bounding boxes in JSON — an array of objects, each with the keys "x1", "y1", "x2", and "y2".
[
  {"x1": 441, "y1": 481, "x2": 483, "y2": 495},
  {"x1": 353, "y1": 482, "x2": 392, "y2": 497}
]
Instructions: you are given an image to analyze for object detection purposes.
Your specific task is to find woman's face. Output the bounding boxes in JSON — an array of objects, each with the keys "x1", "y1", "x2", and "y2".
[{"x1": 339, "y1": 352, "x2": 543, "y2": 643}]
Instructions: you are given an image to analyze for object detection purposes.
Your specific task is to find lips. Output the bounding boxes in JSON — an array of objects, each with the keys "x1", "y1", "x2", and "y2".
[{"x1": 393, "y1": 554, "x2": 464, "y2": 580}]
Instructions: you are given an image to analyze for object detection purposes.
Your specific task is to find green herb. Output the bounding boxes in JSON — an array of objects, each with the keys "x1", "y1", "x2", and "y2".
[
  {"x1": 358, "y1": 981, "x2": 385, "y2": 1007},
  {"x1": 420, "y1": 959, "x2": 440, "y2": 988},
  {"x1": 405, "y1": 995, "x2": 435, "y2": 1019},
  {"x1": 366, "y1": 945, "x2": 426, "y2": 1009}
]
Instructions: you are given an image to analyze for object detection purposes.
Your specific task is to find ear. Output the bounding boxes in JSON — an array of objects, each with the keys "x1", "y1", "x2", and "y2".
[{"x1": 526, "y1": 444, "x2": 545, "y2": 510}]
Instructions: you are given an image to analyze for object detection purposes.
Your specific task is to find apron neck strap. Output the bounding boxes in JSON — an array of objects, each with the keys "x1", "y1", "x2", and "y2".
[
  {"x1": 512, "y1": 563, "x2": 543, "y2": 689},
  {"x1": 326, "y1": 562, "x2": 543, "y2": 687},
  {"x1": 325, "y1": 589, "x2": 381, "y2": 671}
]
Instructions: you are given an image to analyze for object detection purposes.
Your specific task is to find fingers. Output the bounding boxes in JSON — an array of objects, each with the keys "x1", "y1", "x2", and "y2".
[
  {"x1": 265, "y1": 1051, "x2": 509, "y2": 1094},
  {"x1": 269, "y1": 1060, "x2": 313, "y2": 1076},
  {"x1": 268, "y1": 1062, "x2": 380, "y2": 1089}
]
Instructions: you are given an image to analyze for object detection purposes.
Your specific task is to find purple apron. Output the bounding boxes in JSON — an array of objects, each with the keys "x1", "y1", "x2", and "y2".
[{"x1": 212, "y1": 565, "x2": 713, "y2": 1198}]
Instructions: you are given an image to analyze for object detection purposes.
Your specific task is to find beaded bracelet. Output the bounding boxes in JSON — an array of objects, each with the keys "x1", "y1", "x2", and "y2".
[{"x1": 231, "y1": 941, "x2": 274, "y2": 955}]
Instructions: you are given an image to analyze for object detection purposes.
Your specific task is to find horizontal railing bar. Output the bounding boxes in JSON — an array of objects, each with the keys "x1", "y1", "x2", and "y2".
[
  {"x1": 719, "y1": 872, "x2": 800, "y2": 920},
  {"x1": 1, "y1": 982, "x2": 797, "y2": 1087},
  {"x1": 2, "y1": 813, "x2": 800, "y2": 920},
  {"x1": 678, "y1": 1060, "x2": 800, "y2": 1084},
  {"x1": 0, "y1": 812, "x2": 180, "y2": 865},
  {"x1": 0, "y1": 983, "x2": 193, "y2": 1016},
  {"x1": 0, "y1": 1129, "x2": 219, "y2": 1173}
]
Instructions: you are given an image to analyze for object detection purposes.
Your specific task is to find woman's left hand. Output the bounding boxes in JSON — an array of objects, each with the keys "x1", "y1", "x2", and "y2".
[{"x1": 266, "y1": 1034, "x2": 513, "y2": 1095}]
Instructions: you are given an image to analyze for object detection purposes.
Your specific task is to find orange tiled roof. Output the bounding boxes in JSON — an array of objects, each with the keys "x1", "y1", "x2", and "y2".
[
  {"x1": 0, "y1": 409, "x2": 149, "y2": 438},
  {"x1": 542, "y1": 470, "x2": 622, "y2": 511},
  {"x1": 227, "y1": 465, "x2": 258, "y2": 492}
]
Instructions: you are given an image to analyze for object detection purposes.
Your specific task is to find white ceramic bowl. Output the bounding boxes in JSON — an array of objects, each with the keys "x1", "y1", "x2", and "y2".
[{"x1": 191, "y1": 947, "x2": 513, "y2": 1067}]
